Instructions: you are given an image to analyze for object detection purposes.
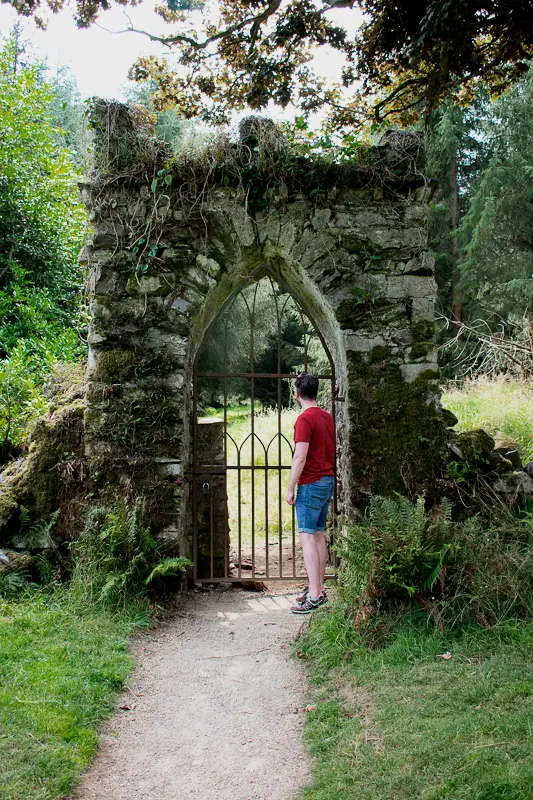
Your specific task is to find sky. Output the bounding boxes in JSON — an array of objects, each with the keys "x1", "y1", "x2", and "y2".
[
  {"x1": 0, "y1": 0, "x2": 166, "y2": 99},
  {"x1": 0, "y1": 0, "x2": 361, "y2": 115}
]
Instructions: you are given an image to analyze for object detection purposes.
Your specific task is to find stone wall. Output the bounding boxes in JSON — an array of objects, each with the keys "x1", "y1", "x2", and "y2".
[{"x1": 80, "y1": 101, "x2": 453, "y2": 557}]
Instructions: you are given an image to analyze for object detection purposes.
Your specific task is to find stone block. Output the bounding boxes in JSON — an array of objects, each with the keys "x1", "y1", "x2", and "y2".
[
  {"x1": 400, "y1": 362, "x2": 439, "y2": 382},
  {"x1": 196, "y1": 254, "x2": 222, "y2": 280},
  {"x1": 344, "y1": 333, "x2": 387, "y2": 352},
  {"x1": 387, "y1": 276, "x2": 437, "y2": 298},
  {"x1": 94, "y1": 268, "x2": 121, "y2": 296},
  {"x1": 311, "y1": 208, "x2": 332, "y2": 231},
  {"x1": 126, "y1": 273, "x2": 177, "y2": 297},
  {"x1": 411, "y1": 297, "x2": 436, "y2": 320}
]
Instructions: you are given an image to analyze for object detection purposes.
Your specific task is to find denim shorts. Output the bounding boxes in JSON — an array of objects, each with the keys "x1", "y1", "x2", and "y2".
[{"x1": 295, "y1": 475, "x2": 335, "y2": 534}]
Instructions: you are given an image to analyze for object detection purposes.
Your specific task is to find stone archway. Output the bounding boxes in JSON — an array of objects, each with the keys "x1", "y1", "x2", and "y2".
[
  {"x1": 80, "y1": 101, "x2": 453, "y2": 562},
  {"x1": 190, "y1": 262, "x2": 339, "y2": 582}
]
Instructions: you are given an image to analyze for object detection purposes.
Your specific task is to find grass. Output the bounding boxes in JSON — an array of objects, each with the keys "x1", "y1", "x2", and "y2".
[
  {"x1": 442, "y1": 376, "x2": 533, "y2": 463},
  {"x1": 0, "y1": 589, "x2": 138, "y2": 800},
  {"x1": 297, "y1": 607, "x2": 533, "y2": 800},
  {"x1": 206, "y1": 405, "x2": 299, "y2": 546},
  {"x1": 298, "y1": 374, "x2": 533, "y2": 798}
]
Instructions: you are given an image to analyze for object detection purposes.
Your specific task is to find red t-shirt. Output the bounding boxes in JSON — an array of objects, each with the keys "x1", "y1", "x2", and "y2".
[{"x1": 294, "y1": 407, "x2": 335, "y2": 485}]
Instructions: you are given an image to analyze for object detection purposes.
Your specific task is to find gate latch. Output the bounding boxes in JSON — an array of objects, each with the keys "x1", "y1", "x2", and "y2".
[{"x1": 202, "y1": 481, "x2": 210, "y2": 495}]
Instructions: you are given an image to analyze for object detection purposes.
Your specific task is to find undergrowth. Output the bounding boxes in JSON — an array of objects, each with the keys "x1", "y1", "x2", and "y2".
[
  {"x1": 297, "y1": 492, "x2": 533, "y2": 798},
  {"x1": 337, "y1": 495, "x2": 533, "y2": 634},
  {"x1": 0, "y1": 494, "x2": 190, "y2": 799},
  {"x1": 70, "y1": 497, "x2": 192, "y2": 610}
]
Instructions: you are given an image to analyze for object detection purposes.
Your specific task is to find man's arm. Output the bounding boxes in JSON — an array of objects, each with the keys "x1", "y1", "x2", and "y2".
[{"x1": 286, "y1": 441, "x2": 309, "y2": 505}]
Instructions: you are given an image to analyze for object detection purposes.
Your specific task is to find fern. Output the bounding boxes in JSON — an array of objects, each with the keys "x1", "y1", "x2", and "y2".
[
  {"x1": 71, "y1": 497, "x2": 193, "y2": 609},
  {"x1": 145, "y1": 558, "x2": 193, "y2": 585},
  {"x1": 339, "y1": 495, "x2": 459, "y2": 603},
  {"x1": 0, "y1": 569, "x2": 31, "y2": 597}
]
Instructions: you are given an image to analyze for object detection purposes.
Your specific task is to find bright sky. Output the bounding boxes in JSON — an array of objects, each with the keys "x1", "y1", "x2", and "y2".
[
  {"x1": 0, "y1": 1, "x2": 361, "y2": 113},
  {"x1": 0, "y1": 0, "x2": 167, "y2": 99}
]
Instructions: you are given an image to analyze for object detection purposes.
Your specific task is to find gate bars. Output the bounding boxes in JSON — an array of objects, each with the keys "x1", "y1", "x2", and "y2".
[{"x1": 192, "y1": 265, "x2": 337, "y2": 583}]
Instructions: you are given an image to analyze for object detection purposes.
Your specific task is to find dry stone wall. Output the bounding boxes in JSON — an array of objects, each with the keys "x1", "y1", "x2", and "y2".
[{"x1": 80, "y1": 101, "x2": 453, "y2": 555}]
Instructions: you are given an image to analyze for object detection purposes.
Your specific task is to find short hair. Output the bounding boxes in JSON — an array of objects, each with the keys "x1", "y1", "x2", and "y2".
[{"x1": 295, "y1": 373, "x2": 319, "y2": 400}]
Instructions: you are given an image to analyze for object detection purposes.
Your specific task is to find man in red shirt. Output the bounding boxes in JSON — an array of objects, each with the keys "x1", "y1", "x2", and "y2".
[{"x1": 285, "y1": 373, "x2": 335, "y2": 614}]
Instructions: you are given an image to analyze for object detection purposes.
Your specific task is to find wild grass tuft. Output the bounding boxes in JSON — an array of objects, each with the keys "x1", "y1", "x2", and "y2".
[{"x1": 298, "y1": 609, "x2": 533, "y2": 800}]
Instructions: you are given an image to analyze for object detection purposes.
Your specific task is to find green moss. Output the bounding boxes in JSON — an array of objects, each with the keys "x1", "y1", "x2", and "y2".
[
  {"x1": 409, "y1": 341, "x2": 433, "y2": 360},
  {"x1": 87, "y1": 457, "x2": 181, "y2": 534},
  {"x1": 347, "y1": 346, "x2": 448, "y2": 504},
  {"x1": 453, "y1": 429, "x2": 495, "y2": 462},
  {"x1": 0, "y1": 489, "x2": 18, "y2": 521},
  {"x1": 410, "y1": 319, "x2": 435, "y2": 343},
  {"x1": 86, "y1": 389, "x2": 183, "y2": 456},
  {"x1": 93, "y1": 349, "x2": 139, "y2": 382},
  {"x1": 367, "y1": 345, "x2": 391, "y2": 365}
]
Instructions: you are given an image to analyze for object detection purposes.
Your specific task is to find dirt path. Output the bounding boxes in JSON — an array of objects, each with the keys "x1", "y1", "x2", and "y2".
[{"x1": 74, "y1": 587, "x2": 311, "y2": 800}]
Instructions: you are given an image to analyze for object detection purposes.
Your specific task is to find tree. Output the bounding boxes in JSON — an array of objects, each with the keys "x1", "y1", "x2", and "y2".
[
  {"x1": 0, "y1": 30, "x2": 87, "y2": 458},
  {"x1": 0, "y1": 30, "x2": 86, "y2": 358},
  {"x1": 48, "y1": 65, "x2": 87, "y2": 168},
  {"x1": 428, "y1": 93, "x2": 492, "y2": 332},
  {"x1": 7, "y1": 0, "x2": 533, "y2": 126},
  {"x1": 457, "y1": 65, "x2": 533, "y2": 329}
]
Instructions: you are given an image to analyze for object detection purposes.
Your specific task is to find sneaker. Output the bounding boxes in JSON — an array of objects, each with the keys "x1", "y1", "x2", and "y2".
[
  {"x1": 291, "y1": 595, "x2": 326, "y2": 614},
  {"x1": 295, "y1": 586, "x2": 309, "y2": 604},
  {"x1": 295, "y1": 587, "x2": 328, "y2": 605}
]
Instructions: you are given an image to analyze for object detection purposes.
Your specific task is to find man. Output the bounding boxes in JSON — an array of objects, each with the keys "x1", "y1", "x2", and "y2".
[{"x1": 285, "y1": 373, "x2": 335, "y2": 614}]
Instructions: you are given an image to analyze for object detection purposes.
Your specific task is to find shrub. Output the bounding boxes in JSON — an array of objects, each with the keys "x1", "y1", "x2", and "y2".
[
  {"x1": 70, "y1": 497, "x2": 192, "y2": 609},
  {"x1": 337, "y1": 495, "x2": 533, "y2": 629}
]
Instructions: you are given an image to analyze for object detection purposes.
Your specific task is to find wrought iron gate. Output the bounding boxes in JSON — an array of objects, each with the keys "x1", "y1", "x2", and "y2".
[{"x1": 191, "y1": 265, "x2": 336, "y2": 583}]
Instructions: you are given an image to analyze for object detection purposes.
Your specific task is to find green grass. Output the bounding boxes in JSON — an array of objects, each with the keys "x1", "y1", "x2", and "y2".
[
  {"x1": 206, "y1": 405, "x2": 299, "y2": 546},
  {"x1": 298, "y1": 607, "x2": 533, "y2": 800},
  {"x1": 0, "y1": 589, "x2": 136, "y2": 800},
  {"x1": 442, "y1": 376, "x2": 533, "y2": 463}
]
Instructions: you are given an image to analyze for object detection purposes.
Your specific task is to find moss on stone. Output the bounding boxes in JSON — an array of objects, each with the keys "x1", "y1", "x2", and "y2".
[
  {"x1": 86, "y1": 389, "x2": 183, "y2": 455},
  {"x1": 410, "y1": 319, "x2": 434, "y2": 343},
  {"x1": 94, "y1": 349, "x2": 139, "y2": 382},
  {"x1": 0, "y1": 488, "x2": 18, "y2": 523},
  {"x1": 347, "y1": 345, "x2": 448, "y2": 505},
  {"x1": 453, "y1": 429, "x2": 495, "y2": 463},
  {"x1": 409, "y1": 341, "x2": 433, "y2": 360},
  {"x1": 0, "y1": 389, "x2": 86, "y2": 549}
]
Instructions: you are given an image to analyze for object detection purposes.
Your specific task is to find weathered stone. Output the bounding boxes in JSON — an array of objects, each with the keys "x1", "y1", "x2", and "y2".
[
  {"x1": 126, "y1": 273, "x2": 178, "y2": 297},
  {"x1": 449, "y1": 429, "x2": 496, "y2": 462},
  {"x1": 400, "y1": 363, "x2": 439, "y2": 383},
  {"x1": 493, "y1": 447, "x2": 523, "y2": 471},
  {"x1": 0, "y1": 550, "x2": 34, "y2": 576},
  {"x1": 493, "y1": 471, "x2": 533, "y2": 498},
  {"x1": 196, "y1": 254, "x2": 222, "y2": 280},
  {"x1": 77, "y1": 100, "x2": 449, "y2": 558},
  {"x1": 387, "y1": 276, "x2": 438, "y2": 298},
  {"x1": 344, "y1": 333, "x2": 388, "y2": 353}
]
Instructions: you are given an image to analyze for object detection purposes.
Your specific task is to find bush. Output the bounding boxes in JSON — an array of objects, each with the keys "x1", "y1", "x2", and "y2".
[
  {"x1": 70, "y1": 497, "x2": 192, "y2": 609},
  {"x1": 337, "y1": 494, "x2": 533, "y2": 630}
]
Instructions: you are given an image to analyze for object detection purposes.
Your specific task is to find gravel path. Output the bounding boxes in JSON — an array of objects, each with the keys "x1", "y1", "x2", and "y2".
[{"x1": 74, "y1": 587, "x2": 311, "y2": 800}]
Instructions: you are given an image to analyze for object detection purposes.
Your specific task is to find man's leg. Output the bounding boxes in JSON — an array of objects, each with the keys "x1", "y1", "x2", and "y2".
[
  {"x1": 299, "y1": 532, "x2": 322, "y2": 598},
  {"x1": 314, "y1": 531, "x2": 328, "y2": 594}
]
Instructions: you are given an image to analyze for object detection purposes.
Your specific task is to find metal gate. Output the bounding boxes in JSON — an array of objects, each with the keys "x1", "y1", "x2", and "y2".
[{"x1": 191, "y1": 265, "x2": 336, "y2": 583}]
